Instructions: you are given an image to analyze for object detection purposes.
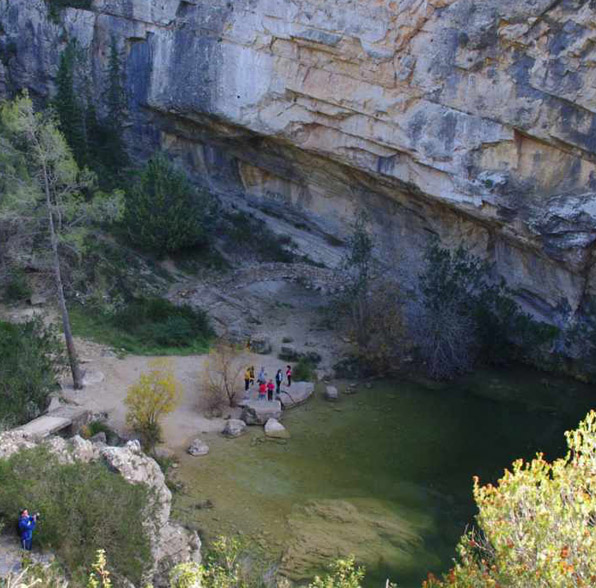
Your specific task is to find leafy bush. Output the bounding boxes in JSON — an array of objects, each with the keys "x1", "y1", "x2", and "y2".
[
  {"x1": 0, "y1": 319, "x2": 64, "y2": 427},
  {"x1": 71, "y1": 297, "x2": 214, "y2": 355},
  {"x1": 124, "y1": 154, "x2": 211, "y2": 255},
  {"x1": 309, "y1": 557, "x2": 366, "y2": 588},
  {"x1": 413, "y1": 243, "x2": 558, "y2": 379},
  {"x1": 2, "y1": 269, "x2": 32, "y2": 303},
  {"x1": 201, "y1": 342, "x2": 244, "y2": 410},
  {"x1": 424, "y1": 410, "x2": 596, "y2": 587},
  {"x1": 125, "y1": 359, "x2": 182, "y2": 451},
  {"x1": 0, "y1": 448, "x2": 152, "y2": 584},
  {"x1": 220, "y1": 211, "x2": 295, "y2": 262},
  {"x1": 293, "y1": 357, "x2": 316, "y2": 382}
]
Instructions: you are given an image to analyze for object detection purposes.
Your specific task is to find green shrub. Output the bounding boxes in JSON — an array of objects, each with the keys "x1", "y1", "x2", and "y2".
[
  {"x1": 221, "y1": 211, "x2": 295, "y2": 262},
  {"x1": 71, "y1": 297, "x2": 214, "y2": 355},
  {"x1": 2, "y1": 269, "x2": 32, "y2": 303},
  {"x1": 0, "y1": 448, "x2": 153, "y2": 584},
  {"x1": 124, "y1": 154, "x2": 211, "y2": 255},
  {"x1": 0, "y1": 319, "x2": 64, "y2": 427},
  {"x1": 423, "y1": 410, "x2": 596, "y2": 587},
  {"x1": 293, "y1": 357, "x2": 316, "y2": 382},
  {"x1": 414, "y1": 243, "x2": 558, "y2": 379}
]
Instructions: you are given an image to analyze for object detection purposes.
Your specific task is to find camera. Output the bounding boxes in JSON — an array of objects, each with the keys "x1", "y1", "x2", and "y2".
[{"x1": 34, "y1": 512, "x2": 41, "y2": 521}]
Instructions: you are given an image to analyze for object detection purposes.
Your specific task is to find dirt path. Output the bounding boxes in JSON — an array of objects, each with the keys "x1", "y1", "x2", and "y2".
[{"x1": 3, "y1": 263, "x2": 346, "y2": 453}]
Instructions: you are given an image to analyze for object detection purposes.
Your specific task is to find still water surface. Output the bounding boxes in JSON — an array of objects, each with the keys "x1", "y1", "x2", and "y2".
[{"x1": 173, "y1": 368, "x2": 595, "y2": 587}]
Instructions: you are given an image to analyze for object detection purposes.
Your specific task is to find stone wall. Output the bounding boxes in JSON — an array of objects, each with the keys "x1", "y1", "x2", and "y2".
[{"x1": 2, "y1": 0, "x2": 596, "y2": 325}]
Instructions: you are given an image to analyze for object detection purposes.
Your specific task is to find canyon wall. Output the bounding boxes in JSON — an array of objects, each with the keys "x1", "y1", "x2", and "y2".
[{"x1": 2, "y1": 0, "x2": 596, "y2": 324}]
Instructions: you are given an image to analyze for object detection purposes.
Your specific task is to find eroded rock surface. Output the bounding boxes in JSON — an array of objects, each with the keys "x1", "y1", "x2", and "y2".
[{"x1": 2, "y1": 0, "x2": 596, "y2": 325}]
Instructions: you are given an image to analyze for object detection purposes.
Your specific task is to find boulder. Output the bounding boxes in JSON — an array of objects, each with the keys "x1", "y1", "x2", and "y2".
[
  {"x1": 222, "y1": 419, "x2": 247, "y2": 438},
  {"x1": 187, "y1": 438, "x2": 209, "y2": 456},
  {"x1": 279, "y1": 345, "x2": 299, "y2": 361},
  {"x1": 264, "y1": 418, "x2": 290, "y2": 439},
  {"x1": 90, "y1": 431, "x2": 107, "y2": 444},
  {"x1": 28, "y1": 293, "x2": 47, "y2": 306},
  {"x1": 279, "y1": 382, "x2": 315, "y2": 409},
  {"x1": 324, "y1": 386, "x2": 339, "y2": 401},
  {"x1": 241, "y1": 400, "x2": 283, "y2": 425},
  {"x1": 251, "y1": 336, "x2": 272, "y2": 354}
]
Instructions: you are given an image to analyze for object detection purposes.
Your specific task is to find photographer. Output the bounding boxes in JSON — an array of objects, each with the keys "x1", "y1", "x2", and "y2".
[{"x1": 18, "y1": 509, "x2": 38, "y2": 551}]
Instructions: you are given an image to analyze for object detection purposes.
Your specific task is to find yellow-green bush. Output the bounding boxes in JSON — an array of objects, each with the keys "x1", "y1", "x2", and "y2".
[{"x1": 425, "y1": 410, "x2": 596, "y2": 587}]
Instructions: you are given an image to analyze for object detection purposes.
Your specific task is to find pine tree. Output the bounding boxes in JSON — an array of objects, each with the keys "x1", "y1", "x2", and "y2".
[
  {"x1": 54, "y1": 41, "x2": 88, "y2": 167},
  {"x1": 101, "y1": 37, "x2": 128, "y2": 177}
]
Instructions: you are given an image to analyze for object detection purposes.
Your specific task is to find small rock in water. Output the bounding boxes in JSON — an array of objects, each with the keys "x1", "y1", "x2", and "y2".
[
  {"x1": 264, "y1": 418, "x2": 290, "y2": 439},
  {"x1": 187, "y1": 438, "x2": 210, "y2": 456},
  {"x1": 365, "y1": 383, "x2": 372, "y2": 389},
  {"x1": 324, "y1": 385, "x2": 339, "y2": 401},
  {"x1": 222, "y1": 419, "x2": 247, "y2": 438},
  {"x1": 194, "y1": 499, "x2": 214, "y2": 510}
]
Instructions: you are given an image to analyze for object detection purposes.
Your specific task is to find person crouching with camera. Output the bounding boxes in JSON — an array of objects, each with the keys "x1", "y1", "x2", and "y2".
[{"x1": 18, "y1": 509, "x2": 38, "y2": 551}]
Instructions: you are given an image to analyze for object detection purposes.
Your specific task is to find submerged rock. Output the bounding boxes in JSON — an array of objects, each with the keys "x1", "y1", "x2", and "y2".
[
  {"x1": 187, "y1": 438, "x2": 209, "y2": 456},
  {"x1": 222, "y1": 419, "x2": 247, "y2": 437},
  {"x1": 280, "y1": 498, "x2": 435, "y2": 581},
  {"x1": 264, "y1": 418, "x2": 290, "y2": 439},
  {"x1": 279, "y1": 382, "x2": 314, "y2": 409},
  {"x1": 241, "y1": 400, "x2": 283, "y2": 425}
]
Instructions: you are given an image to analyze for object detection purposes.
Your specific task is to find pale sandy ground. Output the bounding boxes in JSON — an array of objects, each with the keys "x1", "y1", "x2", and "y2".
[
  {"x1": 61, "y1": 342, "x2": 296, "y2": 450},
  {"x1": 1, "y1": 274, "x2": 342, "y2": 452}
]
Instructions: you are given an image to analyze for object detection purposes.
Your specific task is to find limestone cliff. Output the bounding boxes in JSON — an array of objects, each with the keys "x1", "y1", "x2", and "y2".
[{"x1": 2, "y1": 0, "x2": 596, "y2": 325}]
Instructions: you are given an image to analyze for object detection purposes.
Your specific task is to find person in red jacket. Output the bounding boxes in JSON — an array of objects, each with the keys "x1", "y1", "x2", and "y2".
[
  {"x1": 258, "y1": 381, "x2": 267, "y2": 400},
  {"x1": 286, "y1": 364, "x2": 292, "y2": 387},
  {"x1": 266, "y1": 379, "x2": 275, "y2": 401}
]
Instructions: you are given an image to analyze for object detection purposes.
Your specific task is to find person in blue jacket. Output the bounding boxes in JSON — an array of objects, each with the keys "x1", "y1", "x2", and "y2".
[{"x1": 18, "y1": 509, "x2": 37, "y2": 550}]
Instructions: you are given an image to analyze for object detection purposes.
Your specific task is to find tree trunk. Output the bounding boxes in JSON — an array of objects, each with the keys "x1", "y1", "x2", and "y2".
[{"x1": 42, "y1": 161, "x2": 83, "y2": 390}]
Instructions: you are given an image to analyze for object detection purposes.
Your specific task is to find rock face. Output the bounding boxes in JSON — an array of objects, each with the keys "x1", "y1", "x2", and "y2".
[
  {"x1": 0, "y1": 431, "x2": 201, "y2": 586},
  {"x1": 3, "y1": 0, "x2": 596, "y2": 326}
]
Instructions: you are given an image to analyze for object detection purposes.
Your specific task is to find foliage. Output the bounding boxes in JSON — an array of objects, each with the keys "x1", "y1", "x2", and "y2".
[
  {"x1": 202, "y1": 341, "x2": 245, "y2": 410},
  {"x1": 125, "y1": 359, "x2": 182, "y2": 451},
  {"x1": 0, "y1": 318, "x2": 64, "y2": 427},
  {"x1": 71, "y1": 297, "x2": 214, "y2": 355},
  {"x1": 424, "y1": 410, "x2": 596, "y2": 587},
  {"x1": 293, "y1": 357, "x2": 316, "y2": 382},
  {"x1": 170, "y1": 535, "x2": 270, "y2": 588},
  {"x1": 124, "y1": 154, "x2": 211, "y2": 254},
  {"x1": 308, "y1": 557, "x2": 365, "y2": 588},
  {"x1": 0, "y1": 448, "x2": 152, "y2": 584},
  {"x1": 53, "y1": 37, "x2": 127, "y2": 185},
  {"x1": 54, "y1": 41, "x2": 87, "y2": 168},
  {"x1": 220, "y1": 211, "x2": 296, "y2": 262},
  {"x1": 413, "y1": 243, "x2": 558, "y2": 380},
  {"x1": 2, "y1": 267, "x2": 32, "y2": 302},
  {"x1": 87, "y1": 549, "x2": 112, "y2": 588},
  {"x1": 332, "y1": 212, "x2": 408, "y2": 375},
  {"x1": 0, "y1": 92, "x2": 124, "y2": 388}
]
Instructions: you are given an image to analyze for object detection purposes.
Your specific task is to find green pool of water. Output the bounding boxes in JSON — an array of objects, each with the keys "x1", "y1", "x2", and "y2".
[{"x1": 172, "y1": 367, "x2": 596, "y2": 587}]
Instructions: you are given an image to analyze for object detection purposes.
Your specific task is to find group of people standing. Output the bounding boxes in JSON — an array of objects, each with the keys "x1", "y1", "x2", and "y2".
[{"x1": 244, "y1": 364, "x2": 292, "y2": 401}]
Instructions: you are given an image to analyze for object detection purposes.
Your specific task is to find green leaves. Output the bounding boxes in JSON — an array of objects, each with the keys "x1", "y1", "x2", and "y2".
[
  {"x1": 124, "y1": 154, "x2": 210, "y2": 254},
  {"x1": 425, "y1": 410, "x2": 596, "y2": 587}
]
